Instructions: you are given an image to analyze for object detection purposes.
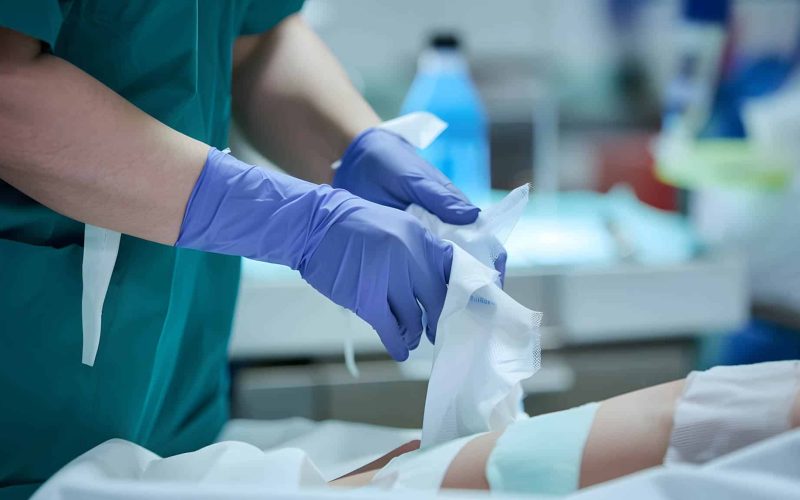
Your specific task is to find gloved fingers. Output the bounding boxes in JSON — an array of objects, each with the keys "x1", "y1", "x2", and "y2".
[
  {"x1": 415, "y1": 242, "x2": 453, "y2": 344},
  {"x1": 409, "y1": 177, "x2": 480, "y2": 225},
  {"x1": 494, "y1": 248, "x2": 508, "y2": 288},
  {"x1": 406, "y1": 328, "x2": 422, "y2": 351},
  {"x1": 365, "y1": 305, "x2": 410, "y2": 362},
  {"x1": 423, "y1": 161, "x2": 475, "y2": 200},
  {"x1": 388, "y1": 281, "x2": 425, "y2": 352}
]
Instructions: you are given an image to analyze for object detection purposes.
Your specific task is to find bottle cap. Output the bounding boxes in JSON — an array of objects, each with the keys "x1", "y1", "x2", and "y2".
[{"x1": 430, "y1": 33, "x2": 461, "y2": 50}]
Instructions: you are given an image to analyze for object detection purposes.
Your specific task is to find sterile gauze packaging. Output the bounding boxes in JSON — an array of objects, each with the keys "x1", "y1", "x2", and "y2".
[{"x1": 408, "y1": 184, "x2": 543, "y2": 448}]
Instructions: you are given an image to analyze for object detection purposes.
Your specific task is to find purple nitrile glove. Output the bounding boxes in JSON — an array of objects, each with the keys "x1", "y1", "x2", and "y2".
[
  {"x1": 177, "y1": 148, "x2": 452, "y2": 360},
  {"x1": 334, "y1": 128, "x2": 480, "y2": 224},
  {"x1": 334, "y1": 127, "x2": 507, "y2": 282}
]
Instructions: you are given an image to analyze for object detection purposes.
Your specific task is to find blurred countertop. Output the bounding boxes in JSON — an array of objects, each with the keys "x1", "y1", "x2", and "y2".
[{"x1": 229, "y1": 189, "x2": 748, "y2": 361}]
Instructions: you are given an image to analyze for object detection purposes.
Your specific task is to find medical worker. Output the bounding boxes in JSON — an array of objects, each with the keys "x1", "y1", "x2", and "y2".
[{"x1": 0, "y1": 2, "x2": 489, "y2": 497}]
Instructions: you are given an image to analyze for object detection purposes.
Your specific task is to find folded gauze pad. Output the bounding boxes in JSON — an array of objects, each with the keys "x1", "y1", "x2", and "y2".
[{"x1": 408, "y1": 184, "x2": 543, "y2": 448}]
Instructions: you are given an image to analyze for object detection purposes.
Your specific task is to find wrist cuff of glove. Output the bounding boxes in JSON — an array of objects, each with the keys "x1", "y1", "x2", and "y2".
[{"x1": 176, "y1": 147, "x2": 350, "y2": 269}]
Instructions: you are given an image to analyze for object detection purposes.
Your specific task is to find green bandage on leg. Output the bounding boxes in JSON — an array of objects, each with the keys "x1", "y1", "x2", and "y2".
[{"x1": 486, "y1": 403, "x2": 599, "y2": 495}]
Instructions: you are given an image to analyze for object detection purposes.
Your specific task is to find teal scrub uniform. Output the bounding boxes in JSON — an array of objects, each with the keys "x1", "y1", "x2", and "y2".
[{"x1": 0, "y1": 1, "x2": 303, "y2": 498}]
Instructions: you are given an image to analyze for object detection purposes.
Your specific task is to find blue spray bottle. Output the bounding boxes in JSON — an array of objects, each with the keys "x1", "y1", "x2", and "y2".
[{"x1": 401, "y1": 34, "x2": 491, "y2": 205}]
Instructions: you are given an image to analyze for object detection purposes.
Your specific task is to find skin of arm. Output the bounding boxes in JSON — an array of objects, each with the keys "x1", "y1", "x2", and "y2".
[
  {"x1": 0, "y1": 28, "x2": 209, "y2": 245},
  {"x1": 231, "y1": 14, "x2": 380, "y2": 185}
]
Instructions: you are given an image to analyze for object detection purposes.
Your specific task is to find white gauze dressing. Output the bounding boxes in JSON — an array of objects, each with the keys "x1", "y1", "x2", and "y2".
[{"x1": 408, "y1": 184, "x2": 542, "y2": 448}]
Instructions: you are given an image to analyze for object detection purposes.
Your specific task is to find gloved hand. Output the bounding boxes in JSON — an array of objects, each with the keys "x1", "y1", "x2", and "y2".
[
  {"x1": 334, "y1": 128, "x2": 507, "y2": 280},
  {"x1": 177, "y1": 148, "x2": 451, "y2": 360},
  {"x1": 334, "y1": 128, "x2": 480, "y2": 224}
]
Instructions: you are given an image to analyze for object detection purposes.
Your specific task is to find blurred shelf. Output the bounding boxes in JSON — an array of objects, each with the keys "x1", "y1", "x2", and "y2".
[{"x1": 229, "y1": 252, "x2": 747, "y2": 360}]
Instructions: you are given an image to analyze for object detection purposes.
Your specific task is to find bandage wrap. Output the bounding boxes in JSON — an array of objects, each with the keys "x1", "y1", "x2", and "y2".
[
  {"x1": 486, "y1": 403, "x2": 600, "y2": 495},
  {"x1": 665, "y1": 360, "x2": 800, "y2": 465}
]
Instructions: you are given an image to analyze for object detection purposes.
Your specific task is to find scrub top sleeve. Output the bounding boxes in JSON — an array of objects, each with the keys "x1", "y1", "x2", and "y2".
[
  {"x1": 0, "y1": 0, "x2": 63, "y2": 49},
  {"x1": 240, "y1": 0, "x2": 305, "y2": 36}
]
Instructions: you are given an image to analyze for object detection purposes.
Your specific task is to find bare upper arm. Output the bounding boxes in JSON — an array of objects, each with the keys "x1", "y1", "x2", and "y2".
[
  {"x1": 232, "y1": 34, "x2": 260, "y2": 74},
  {"x1": 232, "y1": 14, "x2": 305, "y2": 77}
]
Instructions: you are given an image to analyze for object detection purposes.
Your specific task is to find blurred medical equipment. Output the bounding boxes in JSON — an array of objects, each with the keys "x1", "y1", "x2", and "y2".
[
  {"x1": 402, "y1": 34, "x2": 491, "y2": 204},
  {"x1": 657, "y1": 0, "x2": 797, "y2": 190},
  {"x1": 660, "y1": 0, "x2": 729, "y2": 144},
  {"x1": 655, "y1": 0, "x2": 800, "y2": 365}
]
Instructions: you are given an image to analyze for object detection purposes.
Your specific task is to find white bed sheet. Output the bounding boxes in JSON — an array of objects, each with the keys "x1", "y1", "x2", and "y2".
[{"x1": 32, "y1": 420, "x2": 800, "y2": 500}]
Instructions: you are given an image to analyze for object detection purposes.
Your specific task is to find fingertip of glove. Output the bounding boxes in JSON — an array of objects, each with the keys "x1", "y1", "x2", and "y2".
[
  {"x1": 494, "y1": 250, "x2": 507, "y2": 287},
  {"x1": 437, "y1": 203, "x2": 480, "y2": 225},
  {"x1": 385, "y1": 335, "x2": 410, "y2": 361},
  {"x1": 442, "y1": 242, "x2": 454, "y2": 284},
  {"x1": 425, "y1": 324, "x2": 437, "y2": 345},
  {"x1": 372, "y1": 316, "x2": 411, "y2": 362},
  {"x1": 391, "y1": 348, "x2": 410, "y2": 362}
]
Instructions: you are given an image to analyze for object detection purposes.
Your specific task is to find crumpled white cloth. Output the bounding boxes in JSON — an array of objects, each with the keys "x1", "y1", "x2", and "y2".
[
  {"x1": 409, "y1": 184, "x2": 543, "y2": 448},
  {"x1": 31, "y1": 439, "x2": 327, "y2": 500},
  {"x1": 32, "y1": 418, "x2": 426, "y2": 500},
  {"x1": 218, "y1": 418, "x2": 420, "y2": 481}
]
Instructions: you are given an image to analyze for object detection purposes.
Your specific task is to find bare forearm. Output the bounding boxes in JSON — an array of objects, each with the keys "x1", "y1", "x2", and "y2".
[
  {"x1": 232, "y1": 15, "x2": 379, "y2": 184},
  {"x1": 0, "y1": 29, "x2": 208, "y2": 245}
]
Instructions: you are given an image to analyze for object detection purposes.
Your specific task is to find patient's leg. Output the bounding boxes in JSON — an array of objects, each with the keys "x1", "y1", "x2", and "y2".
[
  {"x1": 331, "y1": 380, "x2": 685, "y2": 489},
  {"x1": 443, "y1": 360, "x2": 800, "y2": 492},
  {"x1": 332, "y1": 361, "x2": 800, "y2": 492},
  {"x1": 578, "y1": 378, "x2": 686, "y2": 487},
  {"x1": 331, "y1": 380, "x2": 683, "y2": 489},
  {"x1": 439, "y1": 379, "x2": 686, "y2": 490}
]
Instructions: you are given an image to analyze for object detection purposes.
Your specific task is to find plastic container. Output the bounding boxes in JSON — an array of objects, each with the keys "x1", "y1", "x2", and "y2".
[{"x1": 401, "y1": 34, "x2": 491, "y2": 204}]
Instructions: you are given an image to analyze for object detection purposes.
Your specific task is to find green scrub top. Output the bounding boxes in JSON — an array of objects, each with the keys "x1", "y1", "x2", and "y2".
[{"x1": 0, "y1": 1, "x2": 303, "y2": 498}]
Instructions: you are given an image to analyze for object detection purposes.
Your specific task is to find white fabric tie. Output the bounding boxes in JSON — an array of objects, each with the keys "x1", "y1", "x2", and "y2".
[{"x1": 81, "y1": 225, "x2": 121, "y2": 366}]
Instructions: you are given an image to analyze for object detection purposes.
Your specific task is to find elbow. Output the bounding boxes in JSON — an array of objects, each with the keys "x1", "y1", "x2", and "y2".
[
  {"x1": 0, "y1": 27, "x2": 45, "y2": 68},
  {"x1": 0, "y1": 27, "x2": 47, "y2": 96},
  {"x1": 0, "y1": 27, "x2": 45, "y2": 120}
]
